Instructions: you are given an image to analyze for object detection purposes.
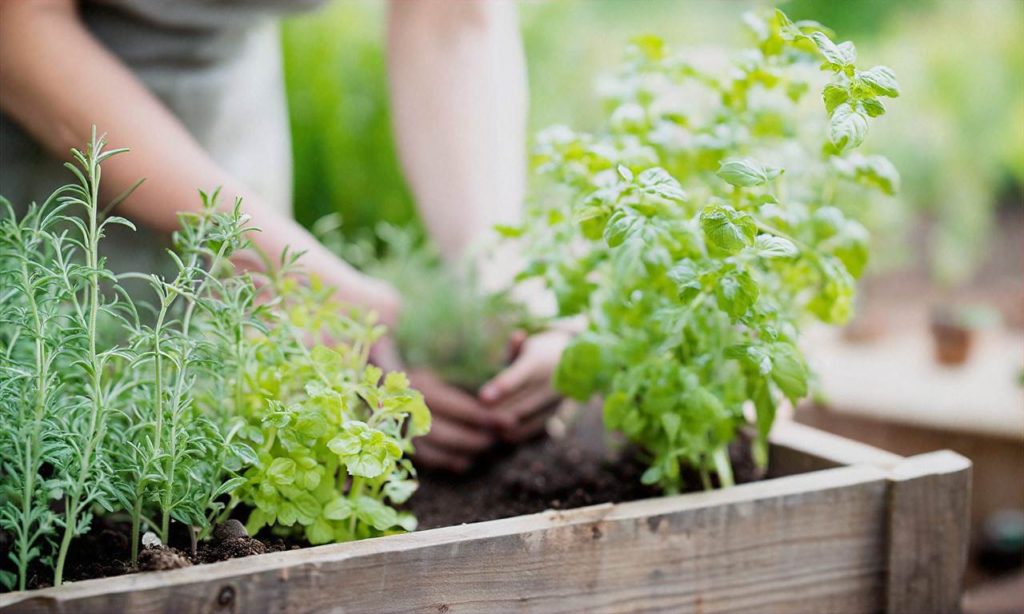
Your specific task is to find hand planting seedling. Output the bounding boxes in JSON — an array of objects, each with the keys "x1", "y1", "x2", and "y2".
[
  {"x1": 508, "y1": 9, "x2": 900, "y2": 492},
  {"x1": 0, "y1": 130, "x2": 429, "y2": 590},
  {"x1": 337, "y1": 223, "x2": 531, "y2": 392}
]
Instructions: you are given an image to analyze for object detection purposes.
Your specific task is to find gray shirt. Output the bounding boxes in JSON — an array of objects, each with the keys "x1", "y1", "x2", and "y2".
[{"x1": 0, "y1": 0, "x2": 323, "y2": 275}]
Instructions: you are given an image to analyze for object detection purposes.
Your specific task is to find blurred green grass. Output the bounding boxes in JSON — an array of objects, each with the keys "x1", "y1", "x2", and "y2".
[
  {"x1": 282, "y1": 0, "x2": 1023, "y2": 282},
  {"x1": 282, "y1": 2, "x2": 412, "y2": 235}
]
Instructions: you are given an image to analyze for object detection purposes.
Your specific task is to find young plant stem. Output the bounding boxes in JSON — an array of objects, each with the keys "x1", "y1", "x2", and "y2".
[
  {"x1": 130, "y1": 497, "x2": 143, "y2": 565},
  {"x1": 15, "y1": 254, "x2": 50, "y2": 590},
  {"x1": 699, "y1": 465, "x2": 712, "y2": 491},
  {"x1": 159, "y1": 227, "x2": 231, "y2": 542},
  {"x1": 347, "y1": 476, "x2": 365, "y2": 535},
  {"x1": 55, "y1": 137, "x2": 109, "y2": 587},
  {"x1": 126, "y1": 301, "x2": 169, "y2": 565},
  {"x1": 712, "y1": 447, "x2": 735, "y2": 488},
  {"x1": 234, "y1": 326, "x2": 245, "y2": 422}
]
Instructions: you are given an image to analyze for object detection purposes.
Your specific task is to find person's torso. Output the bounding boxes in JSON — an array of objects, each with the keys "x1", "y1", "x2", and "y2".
[{"x1": 0, "y1": 0, "x2": 324, "y2": 278}]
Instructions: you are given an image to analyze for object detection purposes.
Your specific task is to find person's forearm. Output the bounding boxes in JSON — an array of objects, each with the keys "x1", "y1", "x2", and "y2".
[
  {"x1": 0, "y1": 1, "x2": 234, "y2": 231},
  {"x1": 0, "y1": 0, "x2": 399, "y2": 323},
  {"x1": 387, "y1": 0, "x2": 527, "y2": 263}
]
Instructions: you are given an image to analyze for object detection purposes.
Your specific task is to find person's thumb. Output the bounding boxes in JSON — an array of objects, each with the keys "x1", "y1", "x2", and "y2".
[
  {"x1": 479, "y1": 356, "x2": 533, "y2": 405},
  {"x1": 506, "y1": 329, "x2": 528, "y2": 361}
]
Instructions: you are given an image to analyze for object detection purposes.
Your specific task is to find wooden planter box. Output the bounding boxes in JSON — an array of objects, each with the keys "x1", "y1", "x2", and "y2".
[{"x1": 1, "y1": 423, "x2": 970, "y2": 614}]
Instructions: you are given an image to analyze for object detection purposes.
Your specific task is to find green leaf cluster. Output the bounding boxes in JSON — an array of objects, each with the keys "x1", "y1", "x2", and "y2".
[
  {"x1": 515, "y1": 9, "x2": 898, "y2": 492},
  {"x1": 235, "y1": 280, "x2": 430, "y2": 542},
  {"x1": 0, "y1": 132, "x2": 430, "y2": 590}
]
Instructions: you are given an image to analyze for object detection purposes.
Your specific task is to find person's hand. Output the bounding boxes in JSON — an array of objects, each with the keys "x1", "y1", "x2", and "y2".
[
  {"x1": 368, "y1": 334, "x2": 404, "y2": 374},
  {"x1": 408, "y1": 368, "x2": 514, "y2": 473},
  {"x1": 478, "y1": 329, "x2": 570, "y2": 443}
]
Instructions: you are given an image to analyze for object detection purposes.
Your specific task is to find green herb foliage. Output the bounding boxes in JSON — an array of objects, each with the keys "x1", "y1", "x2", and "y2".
[
  {"x1": 0, "y1": 188, "x2": 73, "y2": 590},
  {"x1": 510, "y1": 10, "x2": 899, "y2": 491},
  {"x1": 111, "y1": 190, "x2": 261, "y2": 565},
  {"x1": 0, "y1": 134, "x2": 141, "y2": 588},
  {"x1": 235, "y1": 261, "x2": 430, "y2": 544},
  {"x1": 335, "y1": 223, "x2": 529, "y2": 391},
  {"x1": 0, "y1": 131, "x2": 429, "y2": 590}
]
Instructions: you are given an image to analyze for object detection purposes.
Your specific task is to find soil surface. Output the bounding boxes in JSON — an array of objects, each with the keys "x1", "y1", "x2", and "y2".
[
  {"x1": 409, "y1": 436, "x2": 657, "y2": 529},
  {"x1": 12, "y1": 517, "x2": 295, "y2": 591},
  {"x1": 409, "y1": 404, "x2": 759, "y2": 529}
]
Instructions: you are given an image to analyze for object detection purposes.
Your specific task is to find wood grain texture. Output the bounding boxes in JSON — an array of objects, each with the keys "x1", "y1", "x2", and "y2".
[
  {"x1": 797, "y1": 402, "x2": 1021, "y2": 588},
  {"x1": 0, "y1": 427, "x2": 969, "y2": 614},
  {"x1": 885, "y1": 451, "x2": 972, "y2": 614},
  {"x1": 3, "y1": 466, "x2": 891, "y2": 614}
]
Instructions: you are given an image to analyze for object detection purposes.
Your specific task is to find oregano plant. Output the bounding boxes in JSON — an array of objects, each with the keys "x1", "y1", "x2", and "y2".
[
  {"x1": 235, "y1": 257, "x2": 430, "y2": 544},
  {"x1": 509, "y1": 9, "x2": 900, "y2": 491}
]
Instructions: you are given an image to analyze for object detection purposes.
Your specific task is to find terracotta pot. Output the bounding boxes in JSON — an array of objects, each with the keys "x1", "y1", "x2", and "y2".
[{"x1": 930, "y1": 317, "x2": 975, "y2": 366}]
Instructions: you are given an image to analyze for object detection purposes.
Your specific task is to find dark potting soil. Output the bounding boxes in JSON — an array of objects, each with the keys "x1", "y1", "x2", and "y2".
[
  {"x1": 409, "y1": 405, "x2": 760, "y2": 529},
  {"x1": 408, "y1": 436, "x2": 659, "y2": 530},
  {"x1": 13, "y1": 517, "x2": 296, "y2": 591}
]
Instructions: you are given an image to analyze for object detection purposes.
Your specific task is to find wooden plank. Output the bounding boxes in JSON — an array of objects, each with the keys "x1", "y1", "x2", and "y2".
[
  {"x1": 797, "y1": 403, "x2": 1023, "y2": 587},
  {"x1": 770, "y1": 419, "x2": 904, "y2": 475},
  {"x1": 3, "y1": 465, "x2": 891, "y2": 614},
  {"x1": 885, "y1": 450, "x2": 972, "y2": 614}
]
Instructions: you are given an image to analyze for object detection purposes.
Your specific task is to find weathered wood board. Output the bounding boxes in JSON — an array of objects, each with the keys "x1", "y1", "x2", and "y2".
[{"x1": 0, "y1": 423, "x2": 971, "y2": 614}]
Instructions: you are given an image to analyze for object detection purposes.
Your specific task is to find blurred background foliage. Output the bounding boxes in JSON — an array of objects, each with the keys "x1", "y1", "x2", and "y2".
[{"x1": 282, "y1": 0, "x2": 1023, "y2": 286}]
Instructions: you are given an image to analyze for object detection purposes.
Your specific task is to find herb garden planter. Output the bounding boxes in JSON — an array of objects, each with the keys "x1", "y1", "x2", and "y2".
[
  {"x1": 0, "y1": 11, "x2": 960, "y2": 614},
  {"x1": 1, "y1": 422, "x2": 970, "y2": 614}
]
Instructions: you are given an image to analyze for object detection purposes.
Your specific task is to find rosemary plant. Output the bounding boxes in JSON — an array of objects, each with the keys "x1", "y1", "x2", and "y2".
[{"x1": 0, "y1": 191, "x2": 72, "y2": 590}]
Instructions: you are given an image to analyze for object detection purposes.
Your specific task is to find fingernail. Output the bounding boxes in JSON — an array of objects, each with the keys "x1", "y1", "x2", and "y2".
[{"x1": 480, "y1": 385, "x2": 497, "y2": 403}]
